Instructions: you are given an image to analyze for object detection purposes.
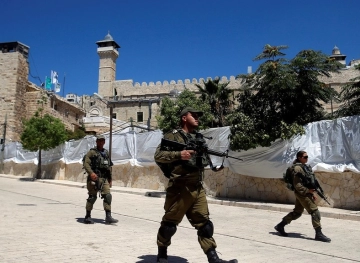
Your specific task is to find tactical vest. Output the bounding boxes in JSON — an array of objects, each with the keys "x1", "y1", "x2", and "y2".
[
  {"x1": 156, "y1": 129, "x2": 210, "y2": 178},
  {"x1": 284, "y1": 163, "x2": 315, "y2": 190},
  {"x1": 301, "y1": 164, "x2": 316, "y2": 187},
  {"x1": 89, "y1": 148, "x2": 111, "y2": 170},
  {"x1": 181, "y1": 131, "x2": 210, "y2": 169}
]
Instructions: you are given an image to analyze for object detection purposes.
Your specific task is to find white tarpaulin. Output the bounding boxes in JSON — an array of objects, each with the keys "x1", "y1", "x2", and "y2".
[{"x1": 1, "y1": 115, "x2": 359, "y2": 178}]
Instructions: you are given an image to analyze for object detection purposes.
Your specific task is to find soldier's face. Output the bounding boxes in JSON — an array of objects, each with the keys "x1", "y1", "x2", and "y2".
[
  {"x1": 183, "y1": 112, "x2": 200, "y2": 128},
  {"x1": 96, "y1": 139, "x2": 105, "y2": 149},
  {"x1": 300, "y1": 154, "x2": 308, "y2": 164}
]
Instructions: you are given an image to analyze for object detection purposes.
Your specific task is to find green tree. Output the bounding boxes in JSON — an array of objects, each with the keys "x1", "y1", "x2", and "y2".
[
  {"x1": 21, "y1": 97, "x2": 67, "y2": 179},
  {"x1": 253, "y1": 43, "x2": 288, "y2": 61},
  {"x1": 335, "y1": 64, "x2": 360, "y2": 117},
  {"x1": 66, "y1": 124, "x2": 87, "y2": 141},
  {"x1": 228, "y1": 44, "x2": 341, "y2": 151},
  {"x1": 156, "y1": 89, "x2": 212, "y2": 132},
  {"x1": 195, "y1": 78, "x2": 234, "y2": 127}
]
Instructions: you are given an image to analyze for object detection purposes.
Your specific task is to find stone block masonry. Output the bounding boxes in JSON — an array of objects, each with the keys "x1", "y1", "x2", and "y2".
[{"x1": 2, "y1": 160, "x2": 359, "y2": 210}]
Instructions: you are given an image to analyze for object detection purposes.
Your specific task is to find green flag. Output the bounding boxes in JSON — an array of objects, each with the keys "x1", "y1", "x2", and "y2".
[{"x1": 45, "y1": 77, "x2": 52, "y2": 90}]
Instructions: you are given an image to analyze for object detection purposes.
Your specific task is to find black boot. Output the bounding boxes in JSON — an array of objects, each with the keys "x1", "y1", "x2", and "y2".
[
  {"x1": 157, "y1": 246, "x2": 168, "y2": 263},
  {"x1": 315, "y1": 227, "x2": 331, "y2": 242},
  {"x1": 274, "y1": 220, "x2": 288, "y2": 237},
  {"x1": 206, "y1": 248, "x2": 238, "y2": 263},
  {"x1": 84, "y1": 210, "x2": 94, "y2": 224},
  {"x1": 105, "y1": 211, "x2": 118, "y2": 224}
]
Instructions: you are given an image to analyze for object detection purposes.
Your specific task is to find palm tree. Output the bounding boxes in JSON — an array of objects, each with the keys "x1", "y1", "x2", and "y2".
[
  {"x1": 254, "y1": 44, "x2": 288, "y2": 61},
  {"x1": 195, "y1": 78, "x2": 233, "y2": 127}
]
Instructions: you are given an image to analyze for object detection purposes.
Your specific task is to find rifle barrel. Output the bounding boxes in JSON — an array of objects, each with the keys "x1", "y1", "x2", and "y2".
[
  {"x1": 316, "y1": 190, "x2": 331, "y2": 205},
  {"x1": 161, "y1": 139, "x2": 242, "y2": 161},
  {"x1": 207, "y1": 149, "x2": 243, "y2": 161}
]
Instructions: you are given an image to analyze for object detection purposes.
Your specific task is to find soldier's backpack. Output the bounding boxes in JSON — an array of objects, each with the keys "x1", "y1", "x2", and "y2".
[{"x1": 283, "y1": 165, "x2": 295, "y2": 191}]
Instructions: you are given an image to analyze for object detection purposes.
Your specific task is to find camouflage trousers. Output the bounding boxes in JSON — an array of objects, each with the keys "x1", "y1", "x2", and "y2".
[
  {"x1": 157, "y1": 180, "x2": 217, "y2": 253},
  {"x1": 85, "y1": 177, "x2": 111, "y2": 211},
  {"x1": 283, "y1": 191, "x2": 321, "y2": 229}
]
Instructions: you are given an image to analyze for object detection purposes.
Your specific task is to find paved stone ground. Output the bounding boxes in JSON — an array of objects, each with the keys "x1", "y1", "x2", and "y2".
[{"x1": 1, "y1": 174, "x2": 360, "y2": 263}]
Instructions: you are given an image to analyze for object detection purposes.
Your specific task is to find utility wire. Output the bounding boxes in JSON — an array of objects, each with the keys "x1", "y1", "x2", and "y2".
[{"x1": 29, "y1": 53, "x2": 43, "y2": 86}]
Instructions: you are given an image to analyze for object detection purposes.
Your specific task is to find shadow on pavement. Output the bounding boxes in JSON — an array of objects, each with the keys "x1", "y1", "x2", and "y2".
[
  {"x1": 19, "y1": 177, "x2": 36, "y2": 182},
  {"x1": 75, "y1": 217, "x2": 106, "y2": 224},
  {"x1": 136, "y1": 255, "x2": 189, "y2": 263},
  {"x1": 145, "y1": 191, "x2": 166, "y2": 198},
  {"x1": 269, "y1": 231, "x2": 313, "y2": 240}
]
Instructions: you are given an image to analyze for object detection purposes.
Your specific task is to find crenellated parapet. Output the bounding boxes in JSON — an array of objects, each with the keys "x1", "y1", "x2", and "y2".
[{"x1": 113, "y1": 75, "x2": 243, "y2": 97}]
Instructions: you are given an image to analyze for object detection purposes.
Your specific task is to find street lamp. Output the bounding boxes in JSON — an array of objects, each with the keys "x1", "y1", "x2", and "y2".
[
  {"x1": 93, "y1": 93, "x2": 114, "y2": 159},
  {"x1": 1, "y1": 114, "x2": 7, "y2": 152},
  {"x1": 0, "y1": 114, "x2": 7, "y2": 173}
]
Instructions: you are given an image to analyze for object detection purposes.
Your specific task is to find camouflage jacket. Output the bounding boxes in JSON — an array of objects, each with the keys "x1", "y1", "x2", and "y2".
[
  {"x1": 83, "y1": 147, "x2": 112, "y2": 180},
  {"x1": 154, "y1": 129, "x2": 207, "y2": 184},
  {"x1": 292, "y1": 163, "x2": 315, "y2": 196}
]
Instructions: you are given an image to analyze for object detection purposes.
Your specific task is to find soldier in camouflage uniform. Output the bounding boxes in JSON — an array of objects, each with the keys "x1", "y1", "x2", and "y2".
[
  {"x1": 154, "y1": 107, "x2": 238, "y2": 263},
  {"x1": 83, "y1": 135, "x2": 118, "y2": 224},
  {"x1": 274, "y1": 150, "x2": 331, "y2": 242}
]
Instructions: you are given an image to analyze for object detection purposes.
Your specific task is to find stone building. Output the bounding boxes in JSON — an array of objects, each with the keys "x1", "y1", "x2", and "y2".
[
  {"x1": 318, "y1": 45, "x2": 360, "y2": 115},
  {"x1": 81, "y1": 34, "x2": 360, "y2": 134},
  {"x1": 81, "y1": 33, "x2": 244, "y2": 132},
  {"x1": 1, "y1": 38, "x2": 358, "y2": 141},
  {"x1": 0, "y1": 41, "x2": 86, "y2": 144}
]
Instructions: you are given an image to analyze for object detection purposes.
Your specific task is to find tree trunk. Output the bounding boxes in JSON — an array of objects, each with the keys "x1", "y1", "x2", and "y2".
[{"x1": 35, "y1": 149, "x2": 42, "y2": 180}]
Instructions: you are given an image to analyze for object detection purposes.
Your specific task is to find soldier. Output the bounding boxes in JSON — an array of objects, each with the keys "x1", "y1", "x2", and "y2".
[
  {"x1": 274, "y1": 150, "x2": 331, "y2": 242},
  {"x1": 83, "y1": 135, "x2": 118, "y2": 224},
  {"x1": 154, "y1": 107, "x2": 238, "y2": 263}
]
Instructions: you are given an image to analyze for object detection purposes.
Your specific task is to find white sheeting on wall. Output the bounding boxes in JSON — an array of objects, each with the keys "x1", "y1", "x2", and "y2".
[{"x1": 2, "y1": 116, "x2": 359, "y2": 178}]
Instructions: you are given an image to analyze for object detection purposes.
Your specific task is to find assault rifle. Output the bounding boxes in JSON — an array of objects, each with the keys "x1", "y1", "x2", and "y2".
[
  {"x1": 94, "y1": 170, "x2": 106, "y2": 198},
  {"x1": 160, "y1": 133, "x2": 242, "y2": 170},
  {"x1": 312, "y1": 179, "x2": 331, "y2": 205},
  {"x1": 301, "y1": 166, "x2": 331, "y2": 205}
]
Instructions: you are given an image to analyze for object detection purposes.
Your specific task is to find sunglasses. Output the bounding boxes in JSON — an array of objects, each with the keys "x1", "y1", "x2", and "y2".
[{"x1": 302, "y1": 156, "x2": 309, "y2": 159}]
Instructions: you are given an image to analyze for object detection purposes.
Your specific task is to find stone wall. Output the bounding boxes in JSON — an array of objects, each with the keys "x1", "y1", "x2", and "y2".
[
  {"x1": 22, "y1": 87, "x2": 85, "y2": 132},
  {"x1": 113, "y1": 76, "x2": 242, "y2": 97},
  {"x1": 0, "y1": 51, "x2": 28, "y2": 142},
  {"x1": 3, "y1": 161, "x2": 359, "y2": 210},
  {"x1": 81, "y1": 76, "x2": 243, "y2": 130}
]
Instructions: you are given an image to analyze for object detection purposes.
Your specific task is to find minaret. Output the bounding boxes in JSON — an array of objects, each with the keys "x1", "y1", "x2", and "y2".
[
  {"x1": 96, "y1": 32, "x2": 120, "y2": 97},
  {"x1": 330, "y1": 45, "x2": 346, "y2": 66}
]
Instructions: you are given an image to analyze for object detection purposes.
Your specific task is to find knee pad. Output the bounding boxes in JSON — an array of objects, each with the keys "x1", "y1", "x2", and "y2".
[
  {"x1": 102, "y1": 193, "x2": 112, "y2": 205},
  {"x1": 197, "y1": 220, "x2": 214, "y2": 238},
  {"x1": 87, "y1": 194, "x2": 97, "y2": 204},
  {"x1": 310, "y1": 209, "x2": 321, "y2": 221},
  {"x1": 159, "y1": 221, "x2": 177, "y2": 240}
]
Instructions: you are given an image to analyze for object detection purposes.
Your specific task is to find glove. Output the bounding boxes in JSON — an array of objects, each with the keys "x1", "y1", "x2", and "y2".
[{"x1": 90, "y1": 172, "x2": 98, "y2": 181}]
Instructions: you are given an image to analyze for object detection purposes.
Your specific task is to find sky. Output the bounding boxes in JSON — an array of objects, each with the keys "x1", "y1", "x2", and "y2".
[{"x1": 1, "y1": 0, "x2": 360, "y2": 97}]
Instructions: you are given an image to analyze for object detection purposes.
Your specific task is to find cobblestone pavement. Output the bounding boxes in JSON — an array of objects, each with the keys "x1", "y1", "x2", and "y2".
[{"x1": 1, "y1": 175, "x2": 360, "y2": 263}]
